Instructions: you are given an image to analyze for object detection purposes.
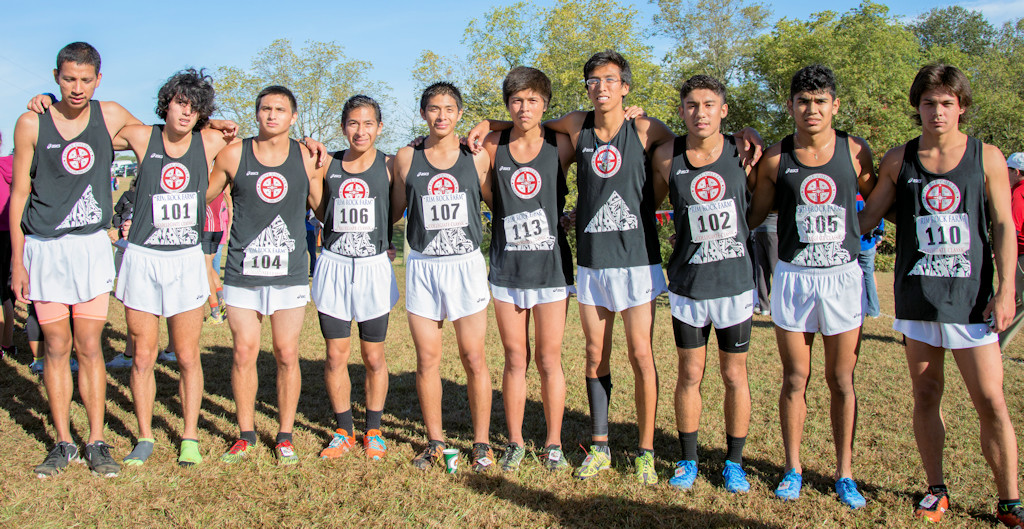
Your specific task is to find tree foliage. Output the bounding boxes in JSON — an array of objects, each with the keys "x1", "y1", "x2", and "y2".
[{"x1": 214, "y1": 39, "x2": 392, "y2": 149}]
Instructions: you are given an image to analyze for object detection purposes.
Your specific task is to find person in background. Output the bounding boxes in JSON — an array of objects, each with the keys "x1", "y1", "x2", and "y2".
[
  {"x1": 306, "y1": 208, "x2": 320, "y2": 276},
  {"x1": 999, "y1": 152, "x2": 1024, "y2": 347},
  {"x1": 0, "y1": 134, "x2": 17, "y2": 358},
  {"x1": 750, "y1": 212, "x2": 778, "y2": 316},
  {"x1": 856, "y1": 193, "x2": 884, "y2": 318}
]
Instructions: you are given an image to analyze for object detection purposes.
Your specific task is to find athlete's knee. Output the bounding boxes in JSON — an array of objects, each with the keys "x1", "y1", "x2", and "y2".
[
  {"x1": 324, "y1": 344, "x2": 351, "y2": 370},
  {"x1": 781, "y1": 370, "x2": 810, "y2": 394},
  {"x1": 363, "y1": 352, "x2": 387, "y2": 375},
  {"x1": 534, "y1": 353, "x2": 562, "y2": 379},
  {"x1": 503, "y1": 347, "x2": 529, "y2": 375},
  {"x1": 824, "y1": 369, "x2": 856, "y2": 398},
  {"x1": 232, "y1": 345, "x2": 260, "y2": 369},
  {"x1": 720, "y1": 362, "x2": 749, "y2": 390},
  {"x1": 275, "y1": 351, "x2": 300, "y2": 371},
  {"x1": 460, "y1": 349, "x2": 488, "y2": 375},
  {"x1": 973, "y1": 391, "x2": 1010, "y2": 423}
]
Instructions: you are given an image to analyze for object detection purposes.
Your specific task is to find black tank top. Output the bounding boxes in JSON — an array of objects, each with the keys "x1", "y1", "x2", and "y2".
[
  {"x1": 224, "y1": 138, "x2": 309, "y2": 287},
  {"x1": 127, "y1": 126, "x2": 208, "y2": 250},
  {"x1": 893, "y1": 136, "x2": 992, "y2": 323},
  {"x1": 404, "y1": 144, "x2": 483, "y2": 256},
  {"x1": 666, "y1": 135, "x2": 753, "y2": 299},
  {"x1": 489, "y1": 128, "x2": 573, "y2": 288},
  {"x1": 321, "y1": 150, "x2": 391, "y2": 257},
  {"x1": 776, "y1": 131, "x2": 860, "y2": 267},
  {"x1": 25, "y1": 100, "x2": 113, "y2": 238},
  {"x1": 575, "y1": 112, "x2": 660, "y2": 269}
]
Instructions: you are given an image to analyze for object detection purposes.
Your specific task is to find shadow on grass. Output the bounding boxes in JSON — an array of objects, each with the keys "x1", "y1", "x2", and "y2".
[{"x1": 462, "y1": 472, "x2": 784, "y2": 528}]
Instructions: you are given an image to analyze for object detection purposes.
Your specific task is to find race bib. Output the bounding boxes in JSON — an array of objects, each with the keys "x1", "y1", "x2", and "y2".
[
  {"x1": 916, "y1": 213, "x2": 970, "y2": 255},
  {"x1": 503, "y1": 209, "x2": 551, "y2": 249},
  {"x1": 421, "y1": 192, "x2": 468, "y2": 231},
  {"x1": 152, "y1": 192, "x2": 198, "y2": 229},
  {"x1": 333, "y1": 198, "x2": 375, "y2": 233},
  {"x1": 242, "y1": 249, "x2": 289, "y2": 277},
  {"x1": 687, "y1": 199, "x2": 737, "y2": 243},
  {"x1": 796, "y1": 204, "x2": 845, "y2": 243}
]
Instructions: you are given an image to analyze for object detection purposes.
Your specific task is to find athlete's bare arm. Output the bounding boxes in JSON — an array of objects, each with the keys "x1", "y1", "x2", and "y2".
[
  {"x1": 474, "y1": 149, "x2": 493, "y2": 210},
  {"x1": 207, "y1": 141, "x2": 242, "y2": 203},
  {"x1": 300, "y1": 144, "x2": 320, "y2": 211},
  {"x1": 652, "y1": 140, "x2": 674, "y2": 210},
  {"x1": 747, "y1": 142, "x2": 782, "y2": 229},
  {"x1": 983, "y1": 143, "x2": 1017, "y2": 331},
  {"x1": 849, "y1": 135, "x2": 877, "y2": 199},
  {"x1": 308, "y1": 152, "x2": 331, "y2": 221},
  {"x1": 112, "y1": 124, "x2": 155, "y2": 162},
  {"x1": 390, "y1": 146, "x2": 413, "y2": 224},
  {"x1": 200, "y1": 127, "x2": 240, "y2": 166},
  {"x1": 554, "y1": 130, "x2": 575, "y2": 173},
  {"x1": 859, "y1": 145, "x2": 901, "y2": 234},
  {"x1": 467, "y1": 111, "x2": 589, "y2": 153},
  {"x1": 99, "y1": 101, "x2": 144, "y2": 149},
  {"x1": 634, "y1": 116, "x2": 675, "y2": 155},
  {"x1": 9, "y1": 112, "x2": 39, "y2": 302}
]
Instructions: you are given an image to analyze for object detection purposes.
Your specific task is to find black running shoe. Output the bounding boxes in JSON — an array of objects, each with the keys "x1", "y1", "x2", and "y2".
[
  {"x1": 34, "y1": 442, "x2": 79, "y2": 478},
  {"x1": 84, "y1": 441, "x2": 120, "y2": 477}
]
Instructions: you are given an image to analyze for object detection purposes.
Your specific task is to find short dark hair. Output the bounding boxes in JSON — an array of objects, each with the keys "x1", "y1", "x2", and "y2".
[
  {"x1": 909, "y1": 63, "x2": 972, "y2": 125},
  {"x1": 583, "y1": 50, "x2": 632, "y2": 86},
  {"x1": 789, "y1": 64, "x2": 836, "y2": 100},
  {"x1": 419, "y1": 82, "x2": 463, "y2": 112},
  {"x1": 255, "y1": 85, "x2": 297, "y2": 114},
  {"x1": 679, "y1": 75, "x2": 727, "y2": 104},
  {"x1": 502, "y1": 66, "x2": 552, "y2": 107},
  {"x1": 341, "y1": 95, "x2": 382, "y2": 124},
  {"x1": 56, "y1": 42, "x2": 101, "y2": 74},
  {"x1": 156, "y1": 68, "x2": 216, "y2": 130}
]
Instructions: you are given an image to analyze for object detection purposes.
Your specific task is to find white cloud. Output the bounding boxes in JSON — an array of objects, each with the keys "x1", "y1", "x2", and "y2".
[{"x1": 966, "y1": 0, "x2": 1024, "y2": 24}]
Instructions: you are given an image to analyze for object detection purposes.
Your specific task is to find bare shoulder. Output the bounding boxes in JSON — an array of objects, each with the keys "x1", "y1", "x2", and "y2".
[
  {"x1": 847, "y1": 134, "x2": 873, "y2": 157},
  {"x1": 15, "y1": 110, "x2": 40, "y2": 131},
  {"x1": 653, "y1": 137, "x2": 675, "y2": 162}
]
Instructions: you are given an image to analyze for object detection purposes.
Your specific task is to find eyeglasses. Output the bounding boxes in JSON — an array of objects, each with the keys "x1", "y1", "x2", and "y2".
[{"x1": 585, "y1": 77, "x2": 621, "y2": 88}]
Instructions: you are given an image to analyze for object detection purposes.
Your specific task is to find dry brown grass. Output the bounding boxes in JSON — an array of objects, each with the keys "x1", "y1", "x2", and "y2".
[{"x1": 0, "y1": 265, "x2": 1021, "y2": 528}]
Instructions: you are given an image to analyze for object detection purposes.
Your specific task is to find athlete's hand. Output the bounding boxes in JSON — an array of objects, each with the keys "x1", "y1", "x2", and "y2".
[
  {"x1": 387, "y1": 243, "x2": 397, "y2": 262},
  {"x1": 302, "y1": 137, "x2": 329, "y2": 168},
  {"x1": 984, "y1": 288, "x2": 1016, "y2": 333},
  {"x1": 209, "y1": 119, "x2": 239, "y2": 140},
  {"x1": 560, "y1": 210, "x2": 576, "y2": 232},
  {"x1": 407, "y1": 136, "x2": 426, "y2": 148},
  {"x1": 624, "y1": 106, "x2": 647, "y2": 120},
  {"x1": 668, "y1": 234, "x2": 677, "y2": 248},
  {"x1": 736, "y1": 127, "x2": 765, "y2": 167},
  {"x1": 27, "y1": 94, "x2": 55, "y2": 114},
  {"x1": 11, "y1": 263, "x2": 30, "y2": 304},
  {"x1": 466, "y1": 122, "x2": 491, "y2": 154}
]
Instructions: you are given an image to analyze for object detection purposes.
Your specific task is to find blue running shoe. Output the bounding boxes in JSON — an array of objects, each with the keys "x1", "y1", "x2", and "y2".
[
  {"x1": 722, "y1": 460, "x2": 750, "y2": 493},
  {"x1": 669, "y1": 460, "x2": 698, "y2": 490},
  {"x1": 835, "y1": 477, "x2": 866, "y2": 509},
  {"x1": 774, "y1": 469, "x2": 802, "y2": 500}
]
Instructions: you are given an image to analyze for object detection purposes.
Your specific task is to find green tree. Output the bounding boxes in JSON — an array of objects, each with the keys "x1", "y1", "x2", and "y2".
[
  {"x1": 911, "y1": 6, "x2": 996, "y2": 57},
  {"x1": 214, "y1": 39, "x2": 392, "y2": 149}
]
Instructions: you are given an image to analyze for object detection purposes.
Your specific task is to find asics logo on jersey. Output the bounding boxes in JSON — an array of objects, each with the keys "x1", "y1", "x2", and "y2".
[
  {"x1": 328, "y1": 174, "x2": 343, "y2": 179},
  {"x1": 908, "y1": 178, "x2": 923, "y2": 183},
  {"x1": 246, "y1": 171, "x2": 259, "y2": 176},
  {"x1": 581, "y1": 147, "x2": 595, "y2": 153},
  {"x1": 498, "y1": 166, "x2": 511, "y2": 172},
  {"x1": 46, "y1": 143, "x2": 61, "y2": 149},
  {"x1": 416, "y1": 172, "x2": 430, "y2": 177},
  {"x1": 675, "y1": 169, "x2": 689, "y2": 175},
  {"x1": 150, "y1": 153, "x2": 163, "y2": 159},
  {"x1": 785, "y1": 168, "x2": 799, "y2": 174}
]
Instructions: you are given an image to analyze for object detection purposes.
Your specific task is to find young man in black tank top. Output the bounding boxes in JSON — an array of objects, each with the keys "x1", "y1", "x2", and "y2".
[
  {"x1": 748, "y1": 65, "x2": 875, "y2": 508},
  {"x1": 11, "y1": 43, "x2": 144, "y2": 478},
  {"x1": 391, "y1": 83, "x2": 495, "y2": 471},
  {"x1": 208, "y1": 86, "x2": 321, "y2": 465},
  {"x1": 860, "y1": 64, "x2": 1021, "y2": 526},
  {"x1": 651, "y1": 75, "x2": 756, "y2": 493}
]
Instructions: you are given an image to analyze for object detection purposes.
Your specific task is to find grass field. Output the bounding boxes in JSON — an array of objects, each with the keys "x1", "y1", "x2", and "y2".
[{"x1": 1, "y1": 245, "x2": 1023, "y2": 527}]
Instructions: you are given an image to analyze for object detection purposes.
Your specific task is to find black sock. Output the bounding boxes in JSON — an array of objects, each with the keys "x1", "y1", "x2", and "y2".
[
  {"x1": 428, "y1": 439, "x2": 446, "y2": 450},
  {"x1": 586, "y1": 375, "x2": 612, "y2": 438},
  {"x1": 928, "y1": 484, "x2": 948, "y2": 495},
  {"x1": 679, "y1": 431, "x2": 698, "y2": 462},
  {"x1": 275, "y1": 432, "x2": 292, "y2": 444},
  {"x1": 999, "y1": 499, "x2": 1021, "y2": 513},
  {"x1": 365, "y1": 409, "x2": 383, "y2": 431},
  {"x1": 335, "y1": 409, "x2": 354, "y2": 434},
  {"x1": 240, "y1": 430, "x2": 257, "y2": 445},
  {"x1": 638, "y1": 448, "x2": 653, "y2": 456},
  {"x1": 725, "y1": 435, "x2": 746, "y2": 464}
]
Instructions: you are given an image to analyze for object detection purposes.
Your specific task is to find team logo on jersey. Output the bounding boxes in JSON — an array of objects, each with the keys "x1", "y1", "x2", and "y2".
[
  {"x1": 591, "y1": 144, "x2": 621, "y2": 178},
  {"x1": 61, "y1": 142, "x2": 94, "y2": 175},
  {"x1": 427, "y1": 173, "x2": 459, "y2": 195},
  {"x1": 921, "y1": 179, "x2": 961, "y2": 215},
  {"x1": 340, "y1": 178, "x2": 369, "y2": 199},
  {"x1": 511, "y1": 167, "x2": 541, "y2": 199},
  {"x1": 690, "y1": 171, "x2": 725, "y2": 203},
  {"x1": 256, "y1": 172, "x2": 288, "y2": 203},
  {"x1": 160, "y1": 163, "x2": 190, "y2": 193},
  {"x1": 799, "y1": 173, "x2": 837, "y2": 205}
]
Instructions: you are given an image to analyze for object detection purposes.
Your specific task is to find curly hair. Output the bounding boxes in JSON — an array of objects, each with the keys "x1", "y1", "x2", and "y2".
[
  {"x1": 789, "y1": 64, "x2": 837, "y2": 100},
  {"x1": 156, "y1": 68, "x2": 216, "y2": 130}
]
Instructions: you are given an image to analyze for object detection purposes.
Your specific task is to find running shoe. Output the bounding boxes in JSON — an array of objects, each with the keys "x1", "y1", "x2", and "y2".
[
  {"x1": 997, "y1": 503, "x2": 1024, "y2": 528},
  {"x1": 669, "y1": 460, "x2": 698, "y2": 490},
  {"x1": 470, "y1": 443, "x2": 495, "y2": 473},
  {"x1": 106, "y1": 353, "x2": 133, "y2": 369},
  {"x1": 84, "y1": 441, "x2": 120, "y2": 477},
  {"x1": 722, "y1": 460, "x2": 750, "y2": 493},
  {"x1": 69, "y1": 357, "x2": 79, "y2": 372},
  {"x1": 275, "y1": 441, "x2": 299, "y2": 466},
  {"x1": 540, "y1": 445, "x2": 569, "y2": 471},
  {"x1": 29, "y1": 358, "x2": 44, "y2": 375},
  {"x1": 411, "y1": 442, "x2": 445, "y2": 470},
  {"x1": 363, "y1": 429, "x2": 387, "y2": 461},
  {"x1": 498, "y1": 443, "x2": 525, "y2": 472},
  {"x1": 157, "y1": 350, "x2": 177, "y2": 363},
  {"x1": 914, "y1": 487, "x2": 949, "y2": 523},
  {"x1": 574, "y1": 446, "x2": 611, "y2": 480},
  {"x1": 835, "y1": 477, "x2": 866, "y2": 509},
  {"x1": 220, "y1": 439, "x2": 253, "y2": 464},
  {"x1": 774, "y1": 469, "x2": 802, "y2": 501},
  {"x1": 320, "y1": 428, "x2": 356, "y2": 459},
  {"x1": 34, "y1": 442, "x2": 79, "y2": 478},
  {"x1": 205, "y1": 312, "x2": 226, "y2": 325},
  {"x1": 0, "y1": 345, "x2": 14, "y2": 358},
  {"x1": 634, "y1": 452, "x2": 658, "y2": 485}
]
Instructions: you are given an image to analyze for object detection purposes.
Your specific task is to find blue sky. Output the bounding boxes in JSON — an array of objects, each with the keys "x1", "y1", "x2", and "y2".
[{"x1": 1, "y1": 0, "x2": 1021, "y2": 154}]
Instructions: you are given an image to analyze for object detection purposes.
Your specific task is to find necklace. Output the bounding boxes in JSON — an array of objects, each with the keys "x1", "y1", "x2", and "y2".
[
  {"x1": 687, "y1": 136, "x2": 722, "y2": 162},
  {"x1": 794, "y1": 132, "x2": 835, "y2": 160}
]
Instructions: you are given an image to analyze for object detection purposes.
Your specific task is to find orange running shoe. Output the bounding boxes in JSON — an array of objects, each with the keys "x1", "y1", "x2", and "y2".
[
  {"x1": 997, "y1": 503, "x2": 1024, "y2": 528},
  {"x1": 914, "y1": 487, "x2": 949, "y2": 523},
  {"x1": 320, "y1": 429, "x2": 356, "y2": 459},
  {"x1": 363, "y1": 429, "x2": 387, "y2": 460}
]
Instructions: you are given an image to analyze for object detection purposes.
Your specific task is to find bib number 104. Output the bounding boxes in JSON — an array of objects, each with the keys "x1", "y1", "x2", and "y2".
[{"x1": 243, "y1": 251, "x2": 288, "y2": 276}]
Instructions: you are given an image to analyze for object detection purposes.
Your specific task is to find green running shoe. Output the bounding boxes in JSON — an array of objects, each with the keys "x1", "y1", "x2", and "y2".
[
  {"x1": 498, "y1": 443, "x2": 525, "y2": 472},
  {"x1": 634, "y1": 451, "x2": 657, "y2": 485},
  {"x1": 574, "y1": 445, "x2": 611, "y2": 480}
]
